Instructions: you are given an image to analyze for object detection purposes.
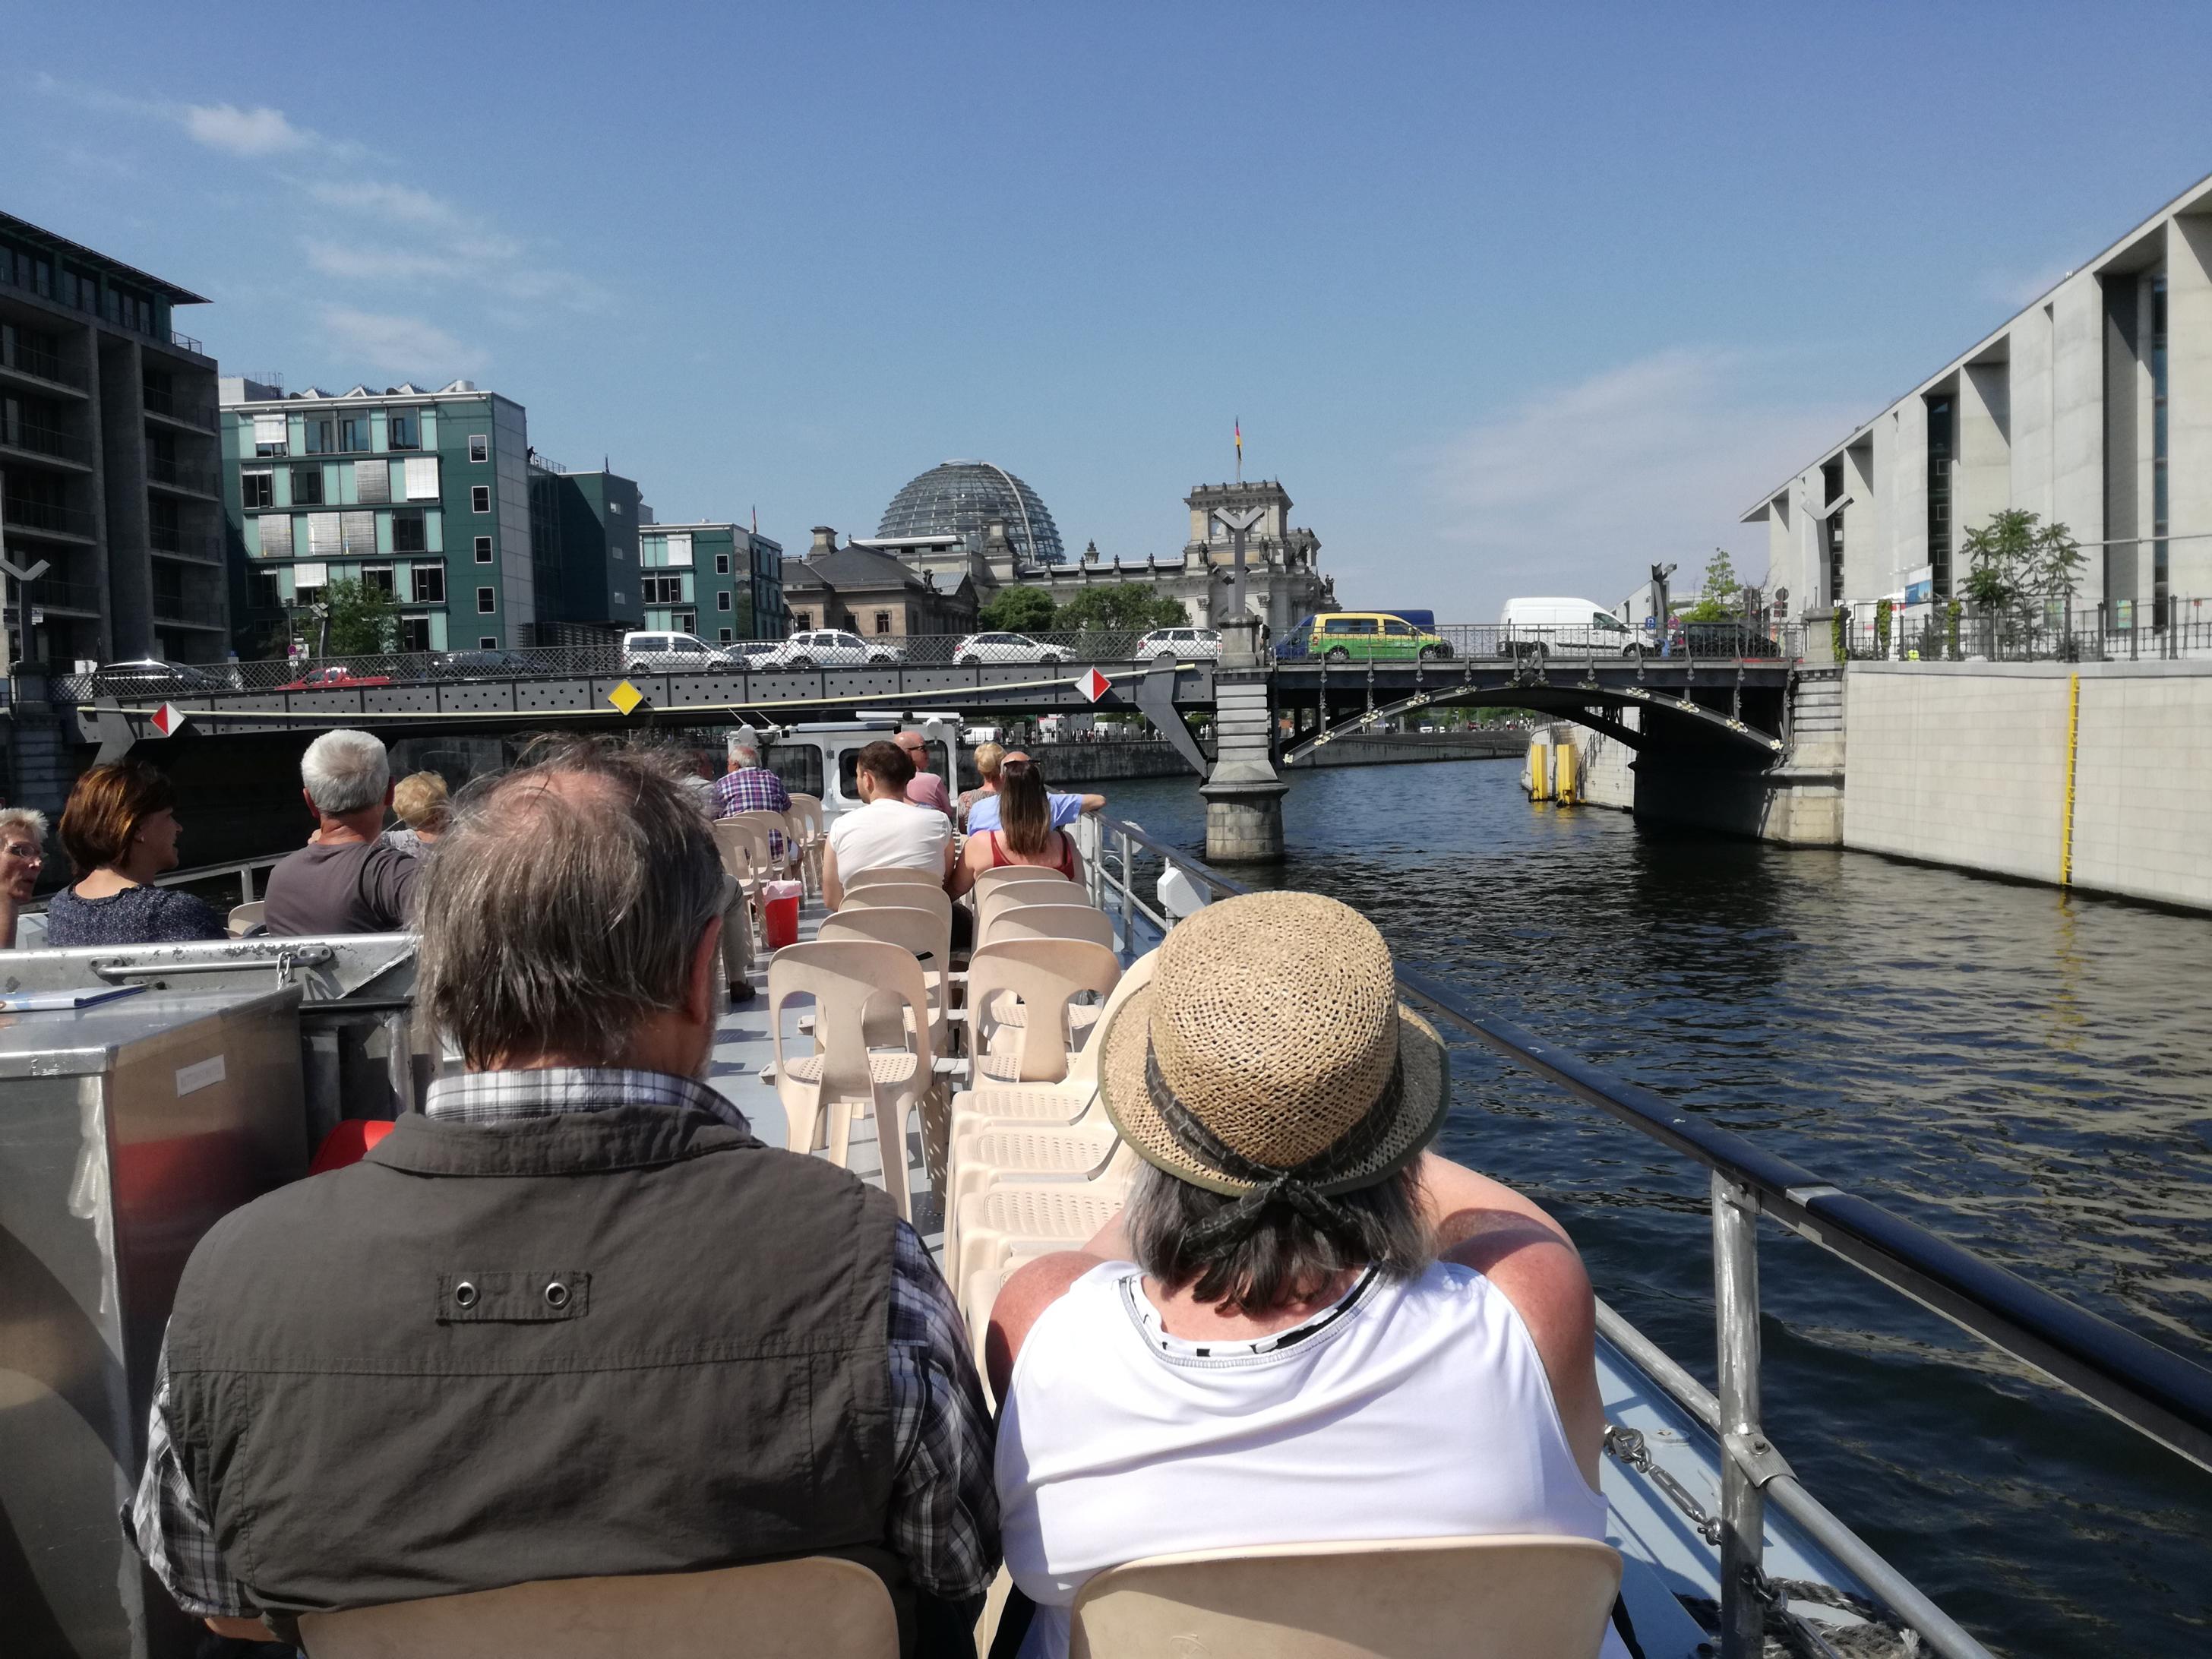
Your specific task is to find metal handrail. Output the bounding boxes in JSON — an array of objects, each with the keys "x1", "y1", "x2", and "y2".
[{"x1": 1088, "y1": 813, "x2": 2212, "y2": 1659}]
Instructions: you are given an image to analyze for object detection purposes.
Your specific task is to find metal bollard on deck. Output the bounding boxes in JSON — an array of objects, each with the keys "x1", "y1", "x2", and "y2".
[{"x1": 1711, "y1": 1171, "x2": 1767, "y2": 1659}]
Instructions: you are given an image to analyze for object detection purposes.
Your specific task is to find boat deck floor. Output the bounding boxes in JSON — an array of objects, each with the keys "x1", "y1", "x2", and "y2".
[{"x1": 706, "y1": 892, "x2": 1899, "y2": 1659}]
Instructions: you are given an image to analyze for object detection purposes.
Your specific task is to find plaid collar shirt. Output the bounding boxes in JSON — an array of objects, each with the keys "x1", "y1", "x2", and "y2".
[
  {"x1": 715, "y1": 766, "x2": 792, "y2": 859},
  {"x1": 128, "y1": 1066, "x2": 999, "y2": 1620}
]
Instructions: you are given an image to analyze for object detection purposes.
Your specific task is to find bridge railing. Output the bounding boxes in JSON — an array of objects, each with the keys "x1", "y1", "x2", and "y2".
[
  {"x1": 1838, "y1": 598, "x2": 2212, "y2": 663},
  {"x1": 1278, "y1": 621, "x2": 1803, "y2": 665},
  {"x1": 1085, "y1": 813, "x2": 2212, "y2": 1659}
]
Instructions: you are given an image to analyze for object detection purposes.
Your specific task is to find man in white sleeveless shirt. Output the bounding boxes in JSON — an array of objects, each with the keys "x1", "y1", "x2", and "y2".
[{"x1": 988, "y1": 892, "x2": 1626, "y2": 1659}]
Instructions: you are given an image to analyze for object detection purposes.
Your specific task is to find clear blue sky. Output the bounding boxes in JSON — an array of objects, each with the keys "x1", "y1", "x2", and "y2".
[{"x1": 12, "y1": 3, "x2": 2212, "y2": 620}]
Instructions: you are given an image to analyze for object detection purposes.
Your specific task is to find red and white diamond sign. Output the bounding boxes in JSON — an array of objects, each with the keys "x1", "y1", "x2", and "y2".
[
  {"x1": 1078, "y1": 668, "x2": 1111, "y2": 703},
  {"x1": 150, "y1": 703, "x2": 189, "y2": 738}
]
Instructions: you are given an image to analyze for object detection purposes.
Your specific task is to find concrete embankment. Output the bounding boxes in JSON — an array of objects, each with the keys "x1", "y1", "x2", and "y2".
[
  {"x1": 1282, "y1": 730, "x2": 1522, "y2": 767},
  {"x1": 955, "y1": 731, "x2": 1523, "y2": 788},
  {"x1": 1560, "y1": 659, "x2": 2212, "y2": 912}
]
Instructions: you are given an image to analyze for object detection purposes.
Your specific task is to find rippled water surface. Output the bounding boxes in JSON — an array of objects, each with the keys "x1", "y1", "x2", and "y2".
[{"x1": 1103, "y1": 760, "x2": 2212, "y2": 1659}]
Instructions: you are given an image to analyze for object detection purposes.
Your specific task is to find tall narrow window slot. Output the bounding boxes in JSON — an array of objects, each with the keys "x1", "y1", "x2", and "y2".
[
  {"x1": 1925, "y1": 396, "x2": 1954, "y2": 599},
  {"x1": 2152, "y1": 276, "x2": 2169, "y2": 630}
]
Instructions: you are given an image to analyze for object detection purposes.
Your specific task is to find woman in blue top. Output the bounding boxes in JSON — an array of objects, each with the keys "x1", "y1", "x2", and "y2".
[{"x1": 44, "y1": 761, "x2": 225, "y2": 946}]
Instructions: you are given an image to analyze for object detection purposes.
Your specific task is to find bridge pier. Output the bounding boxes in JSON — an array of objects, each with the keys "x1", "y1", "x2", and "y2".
[{"x1": 1201, "y1": 642, "x2": 1288, "y2": 862}]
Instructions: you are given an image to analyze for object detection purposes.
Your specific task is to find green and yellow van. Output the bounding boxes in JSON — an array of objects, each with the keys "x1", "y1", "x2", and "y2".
[{"x1": 1279, "y1": 611, "x2": 1453, "y2": 664}]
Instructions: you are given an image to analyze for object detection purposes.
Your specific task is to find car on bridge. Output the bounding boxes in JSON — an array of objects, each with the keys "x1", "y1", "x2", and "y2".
[
  {"x1": 622, "y1": 630, "x2": 741, "y2": 674},
  {"x1": 1278, "y1": 612, "x2": 1453, "y2": 665},
  {"x1": 1667, "y1": 621, "x2": 1783, "y2": 659},
  {"x1": 743, "y1": 628, "x2": 902, "y2": 670},
  {"x1": 433, "y1": 648, "x2": 542, "y2": 681},
  {"x1": 1498, "y1": 596, "x2": 1647, "y2": 659},
  {"x1": 954, "y1": 631, "x2": 1066, "y2": 666},
  {"x1": 1134, "y1": 626, "x2": 1223, "y2": 662},
  {"x1": 90, "y1": 658, "x2": 228, "y2": 699},
  {"x1": 280, "y1": 665, "x2": 396, "y2": 691}
]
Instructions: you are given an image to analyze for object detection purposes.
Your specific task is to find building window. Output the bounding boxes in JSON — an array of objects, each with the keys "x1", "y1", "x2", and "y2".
[
  {"x1": 362, "y1": 565, "x2": 395, "y2": 597},
  {"x1": 255, "y1": 514, "x2": 291, "y2": 558},
  {"x1": 387, "y1": 408, "x2": 421, "y2": 450},
  {"x1": 479, "y1": 636, "x2": 498, "y2": 649},
  {"x1": 716, "y1": 552, "x2": 731, "y2": 574},
  {"x1": 717, "y1": 590, "x2": 732, "y2": 611},
  {"x1": 393, "y1": 509, "x2": 428, "y2": 553},
  {"x1": 252, "y1": 413, "x2": 287, "y2": 457},
  {"x1": 719, "y1": 627, "x2": 733, "y2": 643},
  {"x1": 403, "y1": 456, "x2": 441, "y2": 499},
  {"x1": 412, "y1": 562, "x2": 446, "y2": 604},
  {"x1": 242, "y1": 470, "x2": 274, "y2": 510},
  {"x1": 874, "y1": 611, "x2": 892, "y2": 634},
  {"x1": 1821, "y1": 457, "x2": 1845, "y2": 606},
  {"x1": 251, "y1": 570, "x2": 281, "y2": 611},
  {"x1": 1925, "y1": 394, "x2": 1954, "y2": 600},
  {"x1": 792, "y1": 611, "x2": 811, "y2": 630},
  {"x1": 469, "y1": 434, "x2": 488, "y2": 463},
  {"x1": 305, "y1": 419, "x2": 333, "y2": 455},
  {"x1": 477, "y1": 586, "x2": 496, "y2": 615},
  {"x1": 2153, "y1": 276, "x2": 2169, "y2": 629},
  {"x1": 339, "y1": 417, "x2": 370, "y2": 454},
  {"x1": 292, "y1": 466, "x2": 324, "y2": 506},
  {"x1": 609, "y1": 501, "x2": 624, "y2": 515},
  {"x1": 474, "y1": 535, "x2": 493, "y2": 562},
  {"x1": 400, "y1": 615, "x2": 431, "y2": 653},
  {"x1": 471, "y1": 484, "x2": 491, "y2": 514},
  {"x1": 643, "y1": 574, "x2": 684, "y2": 605}
]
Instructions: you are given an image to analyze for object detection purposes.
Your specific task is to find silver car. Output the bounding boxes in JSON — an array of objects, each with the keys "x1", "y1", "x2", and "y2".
[
  {"x1": 954, "y1": 631, "x2": 1065, "y2": 666},
  {"x1": 744, "y1": 628, "x2": 902, "y2": 669},
  {"x1": 1133, "y1": 626, "x2": 1223, "y2": 662}
]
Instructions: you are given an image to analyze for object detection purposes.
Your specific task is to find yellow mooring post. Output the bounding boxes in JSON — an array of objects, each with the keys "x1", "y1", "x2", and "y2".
[
  {"x1": 1526, "y1": 738, "x2": 1553, "y2": 801},
  {"x1": 2059, "y1": 672, "x2": 2081, "y2": 886},
  {"x1": 1555, "y1": 739, "x2": 1578, "y2": 804}
]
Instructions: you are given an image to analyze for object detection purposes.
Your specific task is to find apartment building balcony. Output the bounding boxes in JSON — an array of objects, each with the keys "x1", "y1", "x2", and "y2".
[
  {"x1": 141, "y1": 382, "x2": 218, "y2": 431},
  {"x1": 26, "y1": 577, "x2": 103, "y2": 617},
  {"x1": 150, "y1": 526, "x2": 223, "y2": 564},
  {"x1": 0, "y1": 335, "x2": 87, "y2": 397},
  {"x1": 152, "y1": 589, "x2": 227, "y2": 630},
  {"x1": 147, "y1": 454, "x2": 221, "y2": 497},
  {"x1": 2, "y1": 493, "x2": 96, "y2": 544},
  {"x1": 0, "y1": 419, "x2": 93, "y2": 472}
]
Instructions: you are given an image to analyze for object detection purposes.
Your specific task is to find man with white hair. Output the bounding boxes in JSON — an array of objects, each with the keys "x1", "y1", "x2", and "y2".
[
  {"x1": 714, "y1": 732, "x2": 791, "y2": 830},
  {"x1": 263, "y1": 729, "x2": 421, "y2": 935}
]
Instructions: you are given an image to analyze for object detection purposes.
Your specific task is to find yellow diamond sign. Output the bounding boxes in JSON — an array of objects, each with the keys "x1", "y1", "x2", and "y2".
[{"x1": 607, "y1": 679, "x2": 646, "y2": 716}]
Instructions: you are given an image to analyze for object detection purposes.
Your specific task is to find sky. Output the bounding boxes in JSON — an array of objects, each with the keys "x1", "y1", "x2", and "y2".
[{"x1": 11, "y1": 3, "x2": 2212, "y2": 621}]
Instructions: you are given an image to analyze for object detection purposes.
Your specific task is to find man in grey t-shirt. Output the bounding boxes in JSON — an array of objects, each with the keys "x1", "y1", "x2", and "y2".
[{"x1": 264, "y1": 731, "x2": 422, "y2": 935}]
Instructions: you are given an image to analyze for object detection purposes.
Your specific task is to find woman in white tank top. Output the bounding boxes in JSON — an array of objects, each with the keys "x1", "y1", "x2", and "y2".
[{"x1": 987, "y1": 893, "x2": 1620, "y2": 1659}]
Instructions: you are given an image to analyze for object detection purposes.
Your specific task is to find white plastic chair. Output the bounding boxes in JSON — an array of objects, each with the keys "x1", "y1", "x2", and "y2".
[
  {"x1": 1066, "y1": 1536, "x2": 1623, "y2": 1659},
  {"x1": 981, "y1": 902, "x2": 1115, "y2": 951},
  {"x1": 788, "y1": 793, "x2": 828, "y2": 893},
  {"x1": 298, "y1": 1555, "x2": 899, "y2": 1659},
  {"x1": 766, "y1": 940, "x2": 934, "y2": 1220},
  {"x1": 967, "y1": 937, "x2": 1121, "y2": 1083},
  {"x1": 975, "y1": 879, "x2": 1085, "y2": 940},
  {"x1": 817, "y1": 905, "x2": 954, "y2": 1055},
  {"x1": 709, "y1": 820, "x2": 766, "y2": 987},
  {"x1": 842, "y1": 865, "x2": 945, "y2": 893},
  {"x1": 970, "y1": 865, "x2": 1078, "y2": 905},
  {"x1": 952, "y1": 1173, "x2": 1130, "y2": 1293},
  {"x1": 226, "y1": 900, "x2": 267, "y2": 938},
  {"x1": 950, "y1": 950, "x2": 1156, "y2": 1144}
]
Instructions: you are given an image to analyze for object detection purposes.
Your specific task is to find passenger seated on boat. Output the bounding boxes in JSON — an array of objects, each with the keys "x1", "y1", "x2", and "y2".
[
  {"x1": 262, "y1": 728, "x2": 422, "y2": 935},
  {"x1": 0, "y1": 804, "x2": 43, "y2": 947},
  {"x1": 986, "y1": 891, "x2": 1616, "y2": 1659},
  {"x1": 128, "y1": 738, "x2": 1000, "y2": 1656},
  {"x1": 897, "y1": 728, "x2": 956, "y2": 819},
  {"x1": 823, "y1": 740, "x2": 955, "y2": 908},
  {"x1": 950, "y1": 759, "x2": 1085, "y2": 898},
  {"x1": 962, "y1": 750, "x2": 1104, "y2": 836}
]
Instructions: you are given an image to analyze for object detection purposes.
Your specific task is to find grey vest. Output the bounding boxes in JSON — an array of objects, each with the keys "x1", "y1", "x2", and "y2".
[{"x1": 166, "y1": 1100, "x2": 899, "y2": 1616}]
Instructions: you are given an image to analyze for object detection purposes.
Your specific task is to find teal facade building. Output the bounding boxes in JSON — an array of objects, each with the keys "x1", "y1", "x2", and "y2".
[
  {"x1": 529, "y1": 463, "x2": 643, "y2": 634},
  {"x1": 221, "y1": 378, "x2": 536, "y2": 655},
  {"x1": 638, "y1": 522, "x2": 786, "y2": 643}
]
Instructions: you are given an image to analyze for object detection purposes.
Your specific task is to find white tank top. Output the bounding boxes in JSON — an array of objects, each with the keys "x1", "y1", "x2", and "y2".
[{"x1": 997, "y1": 1259, "x2": 1622, "y2": 1659}]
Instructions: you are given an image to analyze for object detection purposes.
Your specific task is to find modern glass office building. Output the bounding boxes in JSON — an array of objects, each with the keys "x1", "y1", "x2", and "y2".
[
  {"x1": 221, "y1": 378, "x2": 534, "y2": 655},
  {"x1": 1, "y1": 210, "x2": 227, "y2": 666},
  {"x1": 877, "y1": 459, "x2": 1065, "y2": 565}
]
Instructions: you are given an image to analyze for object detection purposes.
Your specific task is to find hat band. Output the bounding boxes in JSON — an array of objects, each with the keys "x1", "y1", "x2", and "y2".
[{"x1": 1144, "y1": 1039, "x2": 1407, "y2": 1251}]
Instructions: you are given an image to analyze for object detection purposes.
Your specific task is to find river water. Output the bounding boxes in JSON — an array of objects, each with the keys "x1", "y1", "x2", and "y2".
[{"x1": 1099, "y1": 760, "x2": 2212, "y2": 1659}]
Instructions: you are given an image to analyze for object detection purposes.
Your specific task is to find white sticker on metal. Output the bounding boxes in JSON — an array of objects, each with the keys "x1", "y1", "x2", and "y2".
[{"x1": 175, "y1": 1055, "x2": 226, "y2": 1096}]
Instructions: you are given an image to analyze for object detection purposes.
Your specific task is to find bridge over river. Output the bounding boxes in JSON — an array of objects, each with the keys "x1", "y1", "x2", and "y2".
[{"x1": 11, "y1": 621, "x2": 1815, "y2": 861}]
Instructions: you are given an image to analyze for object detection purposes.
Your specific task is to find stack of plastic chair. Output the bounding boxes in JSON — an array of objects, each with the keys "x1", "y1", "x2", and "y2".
[
  {"x1": 786, "y1": 793, "x2": 828, "y2": 895},
  {"x1": 725, "y1": 810, "x2": 796, "y2": 886},
  {"x1": 709, "y1": 819, "x2": 769, "y2": 991},
  {"x1": 841, "y1": 866, "x2": 943, "y2": 899},
  {"x1": 298, "y1": 1555, "x2": 901, "y2": 1659},
  {"x1": 1063, "y1": 1537, "x2": 1623, "y2": 1659},
  {"x1": 765, "y1": 939, "x2": 934, "y2": 1221}
]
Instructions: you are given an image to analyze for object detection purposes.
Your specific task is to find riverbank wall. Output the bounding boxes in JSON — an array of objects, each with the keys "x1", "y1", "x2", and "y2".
[
  {"x1": 1843, "y1": 659, "x2": 2212, "y2": 910},
  {"x1": 1283, "y1": 730, "x2": 1522, "y2": 767}
]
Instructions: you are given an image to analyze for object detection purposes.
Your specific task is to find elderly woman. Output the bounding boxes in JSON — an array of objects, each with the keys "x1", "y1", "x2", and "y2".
[
  {"x1": 955, "y1": 741, "x2": 1003, "y2": 832},
  {"x1": 384, "y1": 771, "x2": 450, "y2": 855},
  {"x1": 43, "y1": 763, "x2": 224, "y2": 946},
  {"x1": 0, "y1": 805, "x2": 49, "y2": 948}
]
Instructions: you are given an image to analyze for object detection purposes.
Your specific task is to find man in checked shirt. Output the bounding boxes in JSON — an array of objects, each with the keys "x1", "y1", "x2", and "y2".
[{"x1": 128, "y1": 738, "x2": 998, "y2": 1655}]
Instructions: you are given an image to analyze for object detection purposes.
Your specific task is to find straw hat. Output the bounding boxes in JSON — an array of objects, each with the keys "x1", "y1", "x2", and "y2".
[{"x1": 1098, "y1": 891, "x2": 1449, "y2": 1201}]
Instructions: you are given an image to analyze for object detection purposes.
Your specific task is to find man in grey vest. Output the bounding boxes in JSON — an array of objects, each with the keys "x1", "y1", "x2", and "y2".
[{"x1": 128, "y1": 738, "x2": 998, "y2": 1654}]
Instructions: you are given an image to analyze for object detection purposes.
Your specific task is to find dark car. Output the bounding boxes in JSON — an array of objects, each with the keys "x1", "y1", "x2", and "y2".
[
  {"x1": 90, "y1": 658, "x2": 224, "y2": 698},
  {"x1": 432, "y1": 649, "x2": 539, "y2": 680},
  {"x1": 1667, "y1": 622, "x2": 1781, "y2": 659}
]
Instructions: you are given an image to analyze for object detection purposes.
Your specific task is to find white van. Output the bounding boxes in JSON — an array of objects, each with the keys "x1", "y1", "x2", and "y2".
[{"x1": 1497, "y1": 596, "x2": 1646, "y2": 659}]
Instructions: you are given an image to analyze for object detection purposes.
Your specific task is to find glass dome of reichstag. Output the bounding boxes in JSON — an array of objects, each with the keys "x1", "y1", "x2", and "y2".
[{"x1": 877, "y1": 460, "x2": 1066, "y2": 565}]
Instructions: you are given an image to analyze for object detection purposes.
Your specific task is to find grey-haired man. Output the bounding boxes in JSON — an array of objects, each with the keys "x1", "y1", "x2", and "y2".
[
  {"x1": 264, "y1": 728, "x2": 419, "y2": 935},
  {"x1": 130, "y1": 739, "x2": 998, "y2": 1654}
]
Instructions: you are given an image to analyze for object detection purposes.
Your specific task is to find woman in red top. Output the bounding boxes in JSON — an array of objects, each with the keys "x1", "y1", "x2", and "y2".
[{"x1": 951, "y1": 758, "x2": 1083, "y2": 895}]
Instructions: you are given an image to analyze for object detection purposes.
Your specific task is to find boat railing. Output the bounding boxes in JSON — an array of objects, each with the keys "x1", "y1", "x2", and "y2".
[{"x1": 1082, "y1": 813, "x2": 2212, "y2": 1659}]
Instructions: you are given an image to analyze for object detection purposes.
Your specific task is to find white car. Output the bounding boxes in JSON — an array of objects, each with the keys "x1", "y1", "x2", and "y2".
[
  {"x1": 743, "y1": 628, "x2": 901, "y2": 669},
  {"x1": 954, "y1": 631, "x2": 1065, "y2": 666},
  {"x1": 1496, "y1": 596, "x2": 1646, "y2": 659},
  {"x1": 621, "y1": 631, "x2": 738, "y2": 673},
  {"x1": 1133, "y1": 626, "x2": 1223, "y2": 662}
]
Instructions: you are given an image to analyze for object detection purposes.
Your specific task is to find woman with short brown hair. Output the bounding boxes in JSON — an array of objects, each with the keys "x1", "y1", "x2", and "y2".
[{"x1": 44, "y1": 761, "x2": 223, "y2": 945}]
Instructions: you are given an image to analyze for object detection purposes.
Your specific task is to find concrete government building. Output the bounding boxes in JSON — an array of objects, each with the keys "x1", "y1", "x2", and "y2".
[{"x1": 1748, "y1": 171, "x2": 2212, "y2": 637}]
